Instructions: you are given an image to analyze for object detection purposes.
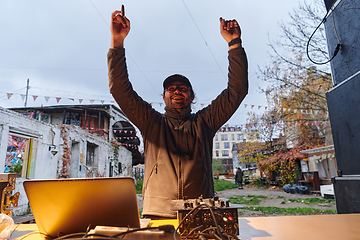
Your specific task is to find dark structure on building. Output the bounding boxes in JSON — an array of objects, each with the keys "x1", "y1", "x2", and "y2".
[{"x1": 324, "y1": 0, "x2": 360, "y2": 213}]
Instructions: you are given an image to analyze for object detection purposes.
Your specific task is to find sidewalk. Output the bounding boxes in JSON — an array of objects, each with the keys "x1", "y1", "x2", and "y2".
[{"x1": 12, "y1": 213, "x2": 34, "y2": 224}]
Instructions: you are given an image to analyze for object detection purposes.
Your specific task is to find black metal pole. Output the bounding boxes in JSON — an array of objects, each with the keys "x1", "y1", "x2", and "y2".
[{"x1": 24, "y1": 78, "x2": 29, "y2": 107}]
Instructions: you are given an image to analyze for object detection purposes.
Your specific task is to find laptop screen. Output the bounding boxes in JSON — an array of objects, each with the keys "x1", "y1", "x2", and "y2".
[{"x1": 23, "y1": 177, "x2": 140, "y2": 238}]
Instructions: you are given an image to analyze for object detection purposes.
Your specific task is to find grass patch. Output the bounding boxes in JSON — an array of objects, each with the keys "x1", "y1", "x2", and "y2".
[
  {"x1": 288, "y1": 198, "x2": 335, "y2": 204},
  {"x1": 136, "y1": 180, "x2": 143, "y2": 194},
  {"x1": 243, "y1": 206, "x2": 337, "y2": 215},
  {"x1": 277, "y1": 196, "x2": 285, "y2": 199},
  {"x1": 229, "y1": 195, "x2": 268, "y2": 205},
  {"x1": 214, "y1": 179, "x2": 238, "y2": 191}
]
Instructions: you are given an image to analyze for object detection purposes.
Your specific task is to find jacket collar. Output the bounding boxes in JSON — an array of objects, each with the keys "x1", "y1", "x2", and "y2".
[{"x1": 164, "y1": 106, "x2": 192, "y2": 120}]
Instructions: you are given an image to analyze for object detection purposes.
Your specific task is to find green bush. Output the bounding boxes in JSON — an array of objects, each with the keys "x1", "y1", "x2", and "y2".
[
  {"x1": 9, "y1": 162, "x2": 23, "y2": 177},
  {"x1": 136, "y1": 180, "x2": 143, "y2": 194}
]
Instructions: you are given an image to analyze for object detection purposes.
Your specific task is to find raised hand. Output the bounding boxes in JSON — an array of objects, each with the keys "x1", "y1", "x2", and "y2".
[
  {"x1": 111, "y1": 5, "x2": 130, "y2": 48},
  {"x1": 219, "y1": 18, "x2": 241, "y2": 49}
]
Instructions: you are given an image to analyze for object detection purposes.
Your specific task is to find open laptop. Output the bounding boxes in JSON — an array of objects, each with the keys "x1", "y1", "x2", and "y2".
[{"x1": 23, "y1": 177, "x2": 141, "y2": 238}]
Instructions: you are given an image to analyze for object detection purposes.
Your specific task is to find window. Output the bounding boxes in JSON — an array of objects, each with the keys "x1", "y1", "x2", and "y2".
[
  {"x1": 40, "y1": 114, "x2": 50, "y2": 123},
  {"x1": 224, "y1": 142, "x2": 230, "y2": 149},
  {"x1": 237, "y1": 134, "x2": 244, "y2": 140},
  {"x1": 231, "y1": 134, "x2": 235, "y2": 140},
  {"x1": 214, "y1": 135, "x2": 218, "y2": 141},
  {"x1": 5, "y1": 134, "x2": 37, "y2": 178},
  {"x1": 118, "y1": 162, "x2": 123, "y2": 174},
  {"x1": 86, "y1": 142, "x2": 98, "y2": 167},
  {"x1": 215, "y1": 143, "x2": 220, "y2": 149},
  {"x1": 222, "y1": 150, "x2": 229, "y2": 156},
  {"x1": 215, "y1": 151, "x2": 219, "y2": 157},
  {"x1": 221, "y1": 134, "x2": 228, "y2": 141},
  {"x1": 64, "y1": 112, "x2": 81, "y2": 126}
]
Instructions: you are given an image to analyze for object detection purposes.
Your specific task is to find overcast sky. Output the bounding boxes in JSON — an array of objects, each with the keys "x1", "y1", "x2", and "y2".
[{"x1": 0, "y1": 0, "x2": 320, "y2": 128}]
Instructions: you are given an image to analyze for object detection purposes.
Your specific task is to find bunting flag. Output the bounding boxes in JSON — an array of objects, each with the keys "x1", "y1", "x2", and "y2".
[{"x1": 1, "y1": 92, "x2": 329, "y2": 117}]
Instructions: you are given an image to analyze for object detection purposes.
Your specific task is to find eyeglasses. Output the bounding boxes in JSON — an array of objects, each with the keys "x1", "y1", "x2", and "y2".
[{"x1": 165, "y1": 86, "x2": 189, "y2": 93}]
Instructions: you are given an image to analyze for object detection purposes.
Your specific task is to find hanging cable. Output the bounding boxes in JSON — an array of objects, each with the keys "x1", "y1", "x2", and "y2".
[
  {"x1": 181, "y1": 0, "x2": 227, "y2": 81},
  {"x1": 88, "y1": 0, "x2": 160, "y2": 95},
  {"x1": 306, "y1": 5, "x2": 341, "y2": 65}
]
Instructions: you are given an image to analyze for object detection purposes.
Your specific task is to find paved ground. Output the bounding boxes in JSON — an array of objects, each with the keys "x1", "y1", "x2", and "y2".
[{"x1": 216, "y1": 185, "x2": 336, "y2": 217}]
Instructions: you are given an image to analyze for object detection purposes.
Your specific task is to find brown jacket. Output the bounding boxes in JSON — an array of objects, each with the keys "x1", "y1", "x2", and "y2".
[{"x1": 108, "y1": 47, "x2": 248, "y2": 218}]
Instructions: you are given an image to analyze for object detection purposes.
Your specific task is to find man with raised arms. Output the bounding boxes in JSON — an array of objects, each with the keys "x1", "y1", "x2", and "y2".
[{"x1": 108, "y1": 5, "x2": 248, "y2": 219}]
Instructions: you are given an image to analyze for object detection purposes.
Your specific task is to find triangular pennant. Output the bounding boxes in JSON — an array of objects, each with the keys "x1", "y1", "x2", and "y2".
[
  {"x1": 251, "y1": 105, "x2": 254, "y2": 109},
  {"x1": 56, "y1": 97, "x2": 61, "y2": 103},
  {"x1": 79, "y1": 99, "x2": 83, "y2": 104},
  {"x1": 258, "y1": 106, "x2": 261, "y2": 109},
  {"x1": 90, "y1": 100, "x2": 95, "y2": 104},
  {"x1": 45, "y1": 96, "x2": 50, "y2": 102},
  {"x1": 244, "y1": 104, "x2": 247, "y2": 108},
  {"x1": 7, "y1": 93, "x2": 13, "y2": 99},
  {"x1": 69, "y1": 98, "x2": 74, "y2": 101},
  {"x1": 20, "y1": 94, "x2": 26, "y2": 101},
  {"x1": 101, "y1": 100, "x2": 105, "y2": 104},
  {"x1": 32, "y1": 95, "x2": 38, "y2": 101}
]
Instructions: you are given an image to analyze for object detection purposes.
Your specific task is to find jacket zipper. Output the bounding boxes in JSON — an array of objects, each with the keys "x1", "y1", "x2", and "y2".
[
  {"x1": 177, "y1": 115, "x2": 182, "y2": 199},
  {"x1": 143, "y1": 162, "x2": 158, "y2": 195}
]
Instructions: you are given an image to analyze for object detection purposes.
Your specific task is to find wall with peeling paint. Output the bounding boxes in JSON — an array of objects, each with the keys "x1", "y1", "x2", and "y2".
[
  {"x1": 0, "y1": 107, "x2": 134, "y2": 216},
  {"x1": 0, "y1": 107, "x2": 61, "y2": 215}
]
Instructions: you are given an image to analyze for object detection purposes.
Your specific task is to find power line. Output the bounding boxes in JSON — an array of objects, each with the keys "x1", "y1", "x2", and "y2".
[
  {"x1": 88, "y1": 0, "x2": 160, "y2": 95},
  {"x1": 180, "y1": 0, "x2": 227, "y2": 81}
]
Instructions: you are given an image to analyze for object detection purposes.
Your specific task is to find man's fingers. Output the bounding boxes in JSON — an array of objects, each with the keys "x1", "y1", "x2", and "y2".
[
  {"x1": 221, "y1": 19, "x2": 239, "y2": 31},
  {"x1": 112, "y1": 11, "x2": 121, "y2": 18},
  {"x1": 121, "y1": 5, "x2": 125, "y2": 17}
]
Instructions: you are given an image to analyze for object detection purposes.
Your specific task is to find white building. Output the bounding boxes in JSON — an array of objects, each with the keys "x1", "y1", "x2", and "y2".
[
  {"x1": 212, "y1": 125, "x2": 259, "y2": 160},
  {"x1": 0, "y1": 105, "x2": 137, "y2": 216}
]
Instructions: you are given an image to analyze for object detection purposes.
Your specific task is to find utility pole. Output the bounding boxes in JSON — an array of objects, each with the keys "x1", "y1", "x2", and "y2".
[{"x1": 24, "y1": 78, "x2": 29, "y2": 107}]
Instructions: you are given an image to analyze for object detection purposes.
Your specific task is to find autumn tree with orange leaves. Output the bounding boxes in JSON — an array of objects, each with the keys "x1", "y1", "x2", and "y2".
[{"x1": 247, "y1": 1, "x2": 334, "y2": 185}]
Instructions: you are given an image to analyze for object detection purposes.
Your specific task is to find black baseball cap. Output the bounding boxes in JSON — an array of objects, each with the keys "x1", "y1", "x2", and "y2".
[{"x1": 163, "y1": 74, "x2": 192, "y2": 90}]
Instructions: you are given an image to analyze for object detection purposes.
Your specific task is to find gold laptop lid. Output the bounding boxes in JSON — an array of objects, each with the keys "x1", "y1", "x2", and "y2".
[{"x1": 23, "y1": 177, "x2": 140, "y2": 238}]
